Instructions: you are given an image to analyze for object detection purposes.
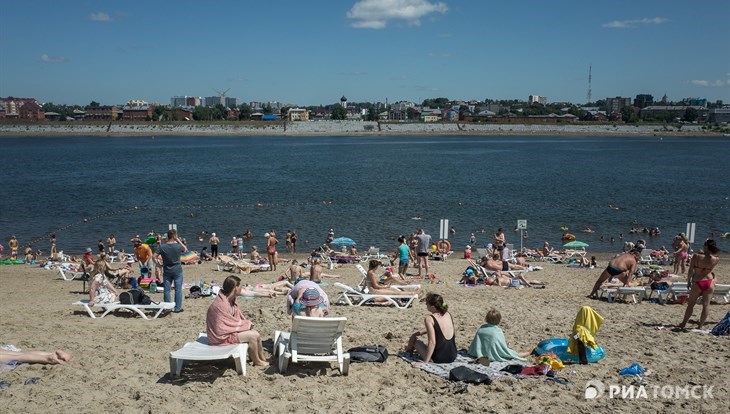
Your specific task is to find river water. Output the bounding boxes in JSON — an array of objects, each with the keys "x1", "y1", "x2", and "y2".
[{"x1": 1, "y1": 135, "x2": 728, "y2": 254}]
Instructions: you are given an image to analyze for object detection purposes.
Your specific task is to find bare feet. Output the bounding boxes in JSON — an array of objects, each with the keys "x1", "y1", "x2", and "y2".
[
  {"x1": 254, "y1": 361, "x2": 270, "y2": 368},
  {"x1": 50, "y1": 350, "x2": 72, "y2": 365}
]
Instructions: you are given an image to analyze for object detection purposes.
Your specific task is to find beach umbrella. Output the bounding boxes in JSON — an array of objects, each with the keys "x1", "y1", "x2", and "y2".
[
  {"x1": 563, "y1": 240, "x2": 589, "y2": 249},
  {"x1": 330, "y1": 237, "x2": 356, "y2": 247}
]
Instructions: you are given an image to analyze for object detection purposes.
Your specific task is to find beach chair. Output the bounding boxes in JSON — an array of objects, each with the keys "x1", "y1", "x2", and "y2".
[
  {"x1": 360, "y1": 247, "x2": 389, "y2": 262},
  {"x1": 608, "y1": 287, "x2": 649, "y2": 304},
  {"x1": 333, "y1": 282, "x2": 418, "y2": 309},
  {"x1": 651, "y1": 282, "x2": 689, "y2": 304},
  {"x1": 712, "y1": 284, "x2": 730, "y2": 303},
  {"x1": 273, "y1": 315, "x2": 350, "y2": 376},
  {"x1": 72, "y1": 299, "x2": 174, "y2": 319},
  {"x1": 475, "y1": 248, "x2": 489, "y2": 260},
  {"x1": 169, "y1": 333, "x2": 248, "y2": 377},
  {"x1": 58, "y1": 267, "x2": 86, "y2": 281}
]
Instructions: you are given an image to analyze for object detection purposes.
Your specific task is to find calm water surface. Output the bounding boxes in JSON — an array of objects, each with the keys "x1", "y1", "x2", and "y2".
[{"x1": 1, "y1": 135, "x2": 728, "y2": 254}]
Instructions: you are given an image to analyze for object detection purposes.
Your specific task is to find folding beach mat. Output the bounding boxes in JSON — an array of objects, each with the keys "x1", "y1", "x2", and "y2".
[{"x1": 398, "y1": 351, "x2": 527, "y2": 381}]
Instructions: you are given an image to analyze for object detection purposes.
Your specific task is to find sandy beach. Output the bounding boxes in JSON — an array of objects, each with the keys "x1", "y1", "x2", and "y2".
[
  {"x1": 0, "y1": 120, "x2": 719, "y2": 137},
  {"x1": 0, "y1": 250, "x2": 727, "y2": 413}
]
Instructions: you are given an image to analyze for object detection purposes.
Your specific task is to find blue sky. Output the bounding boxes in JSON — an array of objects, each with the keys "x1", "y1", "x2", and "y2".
[{"x1": 1, "y1": 0, "x2": 728, "y2": 107}]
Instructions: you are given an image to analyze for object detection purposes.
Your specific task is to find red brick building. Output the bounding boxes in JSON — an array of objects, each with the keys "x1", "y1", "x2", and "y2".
[
  {"x1": 84, "y1": 105, "x2": 121, "y2": 120},
  {"x1": 122, "y1": 106, "x2": 153, "y2": 121},
  {"x1": 19, "y1": 101, "x2": 45, "y2": 121}
]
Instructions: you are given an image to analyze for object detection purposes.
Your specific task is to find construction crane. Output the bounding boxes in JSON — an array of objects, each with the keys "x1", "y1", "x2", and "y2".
[{"x1": 213, "y1": 88, "x2": 230, "y2": 100}]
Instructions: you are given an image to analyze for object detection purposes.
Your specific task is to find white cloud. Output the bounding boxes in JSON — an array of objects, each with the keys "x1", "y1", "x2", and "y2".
[
  {"x1": 89, "y1": 12, "x2": 112, "y2": 22},
  {"x1": 347, "y1": 0, "x2": 448, "y2": 29},
  {"x1": 690, "y1": 79, "x2": 727, "y2": 87},
  {"x1": 602, "y1": 17, "x2": 668, "y2": 29},
  {"x1": 39, "y1": 54, "x2": 67, "y2": 63}
]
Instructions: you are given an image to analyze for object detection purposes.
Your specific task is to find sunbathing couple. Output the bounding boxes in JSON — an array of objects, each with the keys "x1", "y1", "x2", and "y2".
[
  {"x1": 366, "y1": 260, "x2": 421, "y2": 296},
  {"x1": 283, "y1": 258, "x2": 341, "y2": 285},
  {"x1": 463, "y1": 255, "x2": 545, "y2": 287}
]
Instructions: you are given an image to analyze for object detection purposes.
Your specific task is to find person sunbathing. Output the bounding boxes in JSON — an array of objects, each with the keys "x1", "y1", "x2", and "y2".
[
  {"x1": 481, "y1": 253, "x2": 504, "y2": 278},
  {"x1": 94, "y1": 253, "x2": 133, "y2": 286},
  {"x1": 309, "y1": 258, "x2": 340, "y2": 283},
  {"x1": 284, "y1": 259, "x2": 305, "y2": 284},
  {"x1": 0, "y1": 349, "x2": 72, "y2": 365},
  {"x1": 468, "y1": 308, "x2": 530, "y2": 364},
  {"x1": 239, "y1": 280, "x2": 294, "y2": 297},
  {"x1": 365, "y1": 260, "x2": 411, "y2": 295}
]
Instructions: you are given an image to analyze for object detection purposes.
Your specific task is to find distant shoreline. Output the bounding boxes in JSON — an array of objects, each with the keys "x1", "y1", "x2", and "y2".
[{"x1": 0, "y1": 120, "x2": 721, "y2": 137}]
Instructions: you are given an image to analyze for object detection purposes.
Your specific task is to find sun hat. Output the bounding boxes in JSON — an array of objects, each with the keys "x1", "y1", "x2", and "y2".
[
  {"x1": 299, "y1": 288, "x2": 323, "y2": 307},
  {"x1": 84, "y1": 247, "x2": 92, "y2": 253}
]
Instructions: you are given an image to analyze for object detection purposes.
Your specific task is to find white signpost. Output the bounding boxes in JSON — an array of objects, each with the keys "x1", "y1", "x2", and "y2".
[
  {"x1": 439, "y1": 219, "x2": 450, "y2": 240},
  {"x1": 517, "y1": 220, "x2": 527, "y2": 251},
  {"x1": 686, "y1": 222, "x2": 696, "y2": 245}
]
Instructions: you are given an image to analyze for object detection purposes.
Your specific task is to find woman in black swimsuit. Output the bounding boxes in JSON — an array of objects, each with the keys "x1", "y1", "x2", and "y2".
[{"x1": 405, "y1": 293, "x2": 457, "y2": 364}]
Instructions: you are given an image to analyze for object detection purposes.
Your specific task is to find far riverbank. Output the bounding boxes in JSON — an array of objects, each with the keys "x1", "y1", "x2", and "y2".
[{"x1": 0, "y1": 120, "x2": 722, "y2": 137}]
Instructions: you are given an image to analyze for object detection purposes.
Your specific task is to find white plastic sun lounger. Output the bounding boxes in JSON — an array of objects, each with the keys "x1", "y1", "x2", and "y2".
[
  {"x1": 169, "y1": 333, "x2": 248, "y2": 376},
  {"x1": 58, "y1": 267, "x2": 86, "y2": 281},
  {"x1": 73, "y1": 299, "x2": 174, "y2": 319},
  {"x1": 334, "y1": 282, "x2": 418, "y2": 309},
  {"x1": 273, "y1": 316, "x2": 349, "y2": 376}
]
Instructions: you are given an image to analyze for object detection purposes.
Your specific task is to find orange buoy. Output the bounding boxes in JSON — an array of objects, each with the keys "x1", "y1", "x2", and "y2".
[{"x1": 437, "y1": 239, "x2": 451, "y2": 253}]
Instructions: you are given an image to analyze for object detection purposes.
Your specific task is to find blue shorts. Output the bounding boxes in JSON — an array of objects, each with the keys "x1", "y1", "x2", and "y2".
[{"x1": 399, "y1": 259, "x2": 409, "y2": 268}]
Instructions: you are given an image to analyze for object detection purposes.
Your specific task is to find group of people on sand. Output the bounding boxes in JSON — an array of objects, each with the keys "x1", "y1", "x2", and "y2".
[
  {"x1": 405, "y1": 294, "x2": 530, "y2": 365},
  {"x1": 587, "y1": 238, "x2": 721, "y2": 331}
]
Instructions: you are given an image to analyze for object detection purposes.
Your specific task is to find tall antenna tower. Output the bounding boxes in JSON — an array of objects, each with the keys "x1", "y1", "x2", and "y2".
[{"x1": 587, "y1": 65, "x2": 592, "y2": 103}]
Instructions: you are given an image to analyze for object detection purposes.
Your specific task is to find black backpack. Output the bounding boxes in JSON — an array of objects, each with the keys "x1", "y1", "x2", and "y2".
[
  {"x1": 449, "y1": 366, "x2": 492, "y2": 385},
  {"x1": 347, "y1": 345, "x2": 389, "y2": 363},
  {"x1": 119, "y1": 288, "x2": 153, "y2": 305}
]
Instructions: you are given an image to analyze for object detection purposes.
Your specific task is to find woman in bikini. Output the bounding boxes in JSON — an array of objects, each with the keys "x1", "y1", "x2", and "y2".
[
  {"x1": 365, "y1": 260, "x2": 410, "y2": 295},
  {"x1": 675, "y1": 239, "x2": 720, "y2": 331},
  {"x1": 404, "y1": 293, "x2": 457, "y2": 365},
  {"x1": 672, "y1": 234, "x2": 689, "y2": 274}
]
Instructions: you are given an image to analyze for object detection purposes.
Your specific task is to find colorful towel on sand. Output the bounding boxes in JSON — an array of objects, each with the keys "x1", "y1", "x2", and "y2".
[
  {"x1": 398, "y1": 351, "x2": 527, "y2": 381},
  {"x1": 180, "y1": 251, "x2": 199, "y2": 264}
]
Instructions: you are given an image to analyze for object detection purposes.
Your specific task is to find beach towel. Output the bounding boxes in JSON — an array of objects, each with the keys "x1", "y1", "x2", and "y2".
[
  {"x1": 205, "y1": 293, "x2": 253, "y2": 345},
  {"x1": 0, "y1": 345, "x2": 24, "y2": 375},
  {"x1": 398, "y1": 350, "x2": 527, "y2": 381},
  {"x1": 710, "y1": 311, "x2": 730, "y2": 336},
  {"x1": 567, "y1": 306, "x2": 604, "y2": 356},
  {"x1": 467, "y1": 324, "x2": 525, "y2": 363},
  {"x1": 180, "y1": 251, "x2": 199, "y2": 264}
]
